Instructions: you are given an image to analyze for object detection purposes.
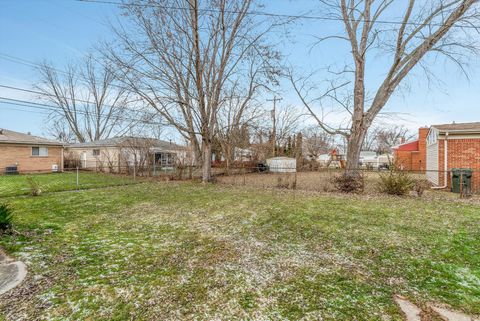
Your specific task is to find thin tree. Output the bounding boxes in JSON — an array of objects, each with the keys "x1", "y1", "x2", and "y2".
[
  {"x1": 290, "y1": 0, "x2": 479, "y2": 172},
  {"x1": 37, "y1": 55, "x2": 133, "y2": 143},
  {"x1": 215, "y1": 61, "x2": 274, "y2": 169},
  {"x1": 104, "y1": 0, "x2": 278, "y2": 182}
]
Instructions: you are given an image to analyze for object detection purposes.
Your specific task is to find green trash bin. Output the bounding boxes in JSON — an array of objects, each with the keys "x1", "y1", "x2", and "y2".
[{"x1": 451, "y1": 168, "x2": 472, "y2": 193}]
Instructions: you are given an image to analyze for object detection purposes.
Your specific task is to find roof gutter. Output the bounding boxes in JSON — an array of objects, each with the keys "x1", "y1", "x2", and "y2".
[{"x1": 0, "y1": 141, "x2": 64, "y2": 147}]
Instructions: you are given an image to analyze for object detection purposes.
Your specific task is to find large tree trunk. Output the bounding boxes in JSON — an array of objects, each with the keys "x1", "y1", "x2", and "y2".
[
  {"x1": 201, "y1": 139, "x2": 212, "y2": 183},
  {"x1": 189, "y1": 134, "x2": 202, "y2": 166},
  {"x1": 346, "y1": 125, "x2": 368, "y2": 172}
]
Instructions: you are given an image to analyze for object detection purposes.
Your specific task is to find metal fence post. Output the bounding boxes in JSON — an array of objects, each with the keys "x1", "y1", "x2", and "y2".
[
  {"x1": 153, "y1": 156, "x2": 156, "y2": 177},
  {"x1": 242, "y1": 163, "x2": 246, "y2": 185},
  {"x1": 76, "y1": 166, "x2": 79, "y2": 190},
  {"x1": 133, "y1": 162, "x2": 136, "y2": 181}
]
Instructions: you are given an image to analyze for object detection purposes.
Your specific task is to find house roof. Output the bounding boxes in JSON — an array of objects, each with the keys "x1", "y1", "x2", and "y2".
[
  {"x1": 68, "y1": 136, "x2": 185, "y2": 150},
  {"x1": 0, "y1": 128, "x2": 63, "y2": 146},
  {"x1": 432, "y1": 122, "x2": 480, "y2": 133},
  {"x1": 393, "y1": 140, "x2": 419, "y2": 151}
]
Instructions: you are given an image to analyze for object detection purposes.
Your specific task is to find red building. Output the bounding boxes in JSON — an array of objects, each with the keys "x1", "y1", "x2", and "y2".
[
  {"x1": 394, "y1": 122, "x2": 480, "y2": 191},
  {"x1": 393, "y1": 127, "x2": 429, "y2": 171}
]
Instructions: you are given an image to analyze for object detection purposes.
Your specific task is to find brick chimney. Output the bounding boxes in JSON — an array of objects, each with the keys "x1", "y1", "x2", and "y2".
[{"x1": 418, "y1": 127, "x2": 429, "y2": 171}]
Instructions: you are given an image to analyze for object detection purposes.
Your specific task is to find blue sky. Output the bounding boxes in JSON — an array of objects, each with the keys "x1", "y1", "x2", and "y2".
[{"x1": 1, "y1": 0, "x2": 480, "y2": 139}]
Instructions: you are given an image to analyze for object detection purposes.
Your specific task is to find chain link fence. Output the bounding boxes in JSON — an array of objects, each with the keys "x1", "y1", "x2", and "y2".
[
  {"x1": 214, "y1": 166, "x2": 479, "y2": 197},
  {"x1": 0, "y1": 167, "x2": 142, "y2": 197},
  {"x1": 1, "y1": 164, "x2": 477, "y2": 198}
]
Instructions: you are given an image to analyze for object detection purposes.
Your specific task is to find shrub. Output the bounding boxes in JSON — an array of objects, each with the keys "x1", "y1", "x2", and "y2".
[
  {"x1": 26, "y1": 176, "x2": 42, "y2": 196},
  {"x1": 413, "y1": 179, "x2": 431, "y2": 197},
  {"x1": 377, "y1": 169, "x2": 414, "y2": 196},
  {"x1": 0, "y1": 203, "x2": 13, "y2": 232},
  {"x1": 332, "y1": 171, "x2": 364, "y2": 193}
]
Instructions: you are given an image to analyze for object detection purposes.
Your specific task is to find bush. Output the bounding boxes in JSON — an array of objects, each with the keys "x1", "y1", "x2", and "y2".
[
  {"x1": 332, "y1": 171, "x2": 364, "y2": 193},
  {"x1": 377, "y1": 169, "x2": 414, "y2": 196},
  {"x1": 0, "y1": 203, "x2": 13, "y2": 232},
  {"x1": 26, "y1": 176, "x2": 42, "y2": 196},
  {"x1": 413, "y1": 179, "x2": 431, "y2": 197}
]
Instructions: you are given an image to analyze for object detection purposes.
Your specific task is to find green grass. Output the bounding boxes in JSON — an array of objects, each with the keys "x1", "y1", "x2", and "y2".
[
  {"x1": 0, "y1": 172, "x2": 137, "y2": 197},
  {"x1": 0, "y1": 182, "x2": 479, "y2": 320}
]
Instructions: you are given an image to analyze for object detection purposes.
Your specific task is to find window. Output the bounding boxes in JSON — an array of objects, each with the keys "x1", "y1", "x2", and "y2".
[
  {"x1": 155, "y1": 152, "x2": 175, "y2": 166},
  {"x1": 93, "y1": 149, "x2": 100, "y2": 156},
  {"x1": 427, "y1": 129, "x2": 438, "y2": 146},
  {"x1": 32, "y1": 146, "x2": 48, "y2": 156}
]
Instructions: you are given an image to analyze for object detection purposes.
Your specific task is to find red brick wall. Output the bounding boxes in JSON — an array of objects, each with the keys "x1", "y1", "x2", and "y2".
[
  {"x1": 446, "y1": 139, "x2": 480, "y2": 191},
  {"x1": 394, "y1": 127, "x2": 430, "y2": 171},
  {"x1": 394, "y1": 150, "x2": 415, "y2": 170}
]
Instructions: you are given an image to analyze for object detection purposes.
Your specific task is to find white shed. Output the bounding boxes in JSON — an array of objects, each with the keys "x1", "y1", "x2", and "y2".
[{"x1": 266, "y1": 157, "x2": 297, "y2": 173}]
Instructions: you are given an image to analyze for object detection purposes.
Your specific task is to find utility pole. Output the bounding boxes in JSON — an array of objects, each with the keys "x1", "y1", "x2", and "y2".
[{"x1": 267, "y1": 96, "x2": 282, "y2": 157}]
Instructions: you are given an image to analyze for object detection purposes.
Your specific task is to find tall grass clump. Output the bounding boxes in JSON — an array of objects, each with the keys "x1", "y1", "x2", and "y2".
[
  {"x1": 0, "y1": 203, "x2": 13, "y2": 232},
  {"x1": 26, "y1": 176, "x2": 42, "y2": 196}
]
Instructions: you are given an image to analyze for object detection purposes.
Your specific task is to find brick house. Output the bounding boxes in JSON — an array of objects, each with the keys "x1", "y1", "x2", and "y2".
[
  {"x1": 0, "y1": 128, "x2": 64, "y2": 173},
  {"x1": 394, "y1": 122, "x2": 480, "y2": 191},
  {"x1": 392, "y1": 127, "x2": 429, "y2": 171}
]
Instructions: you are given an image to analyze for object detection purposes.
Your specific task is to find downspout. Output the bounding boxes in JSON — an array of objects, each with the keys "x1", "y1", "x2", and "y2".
[{"x1": 432, "y1": 131, "x2": 449, "y2": 189}]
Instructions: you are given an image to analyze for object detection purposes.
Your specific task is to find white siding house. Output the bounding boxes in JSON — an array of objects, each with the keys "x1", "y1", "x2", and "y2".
[{"x1": 426, "y1": 128, "x2": 439, "y2": 185}]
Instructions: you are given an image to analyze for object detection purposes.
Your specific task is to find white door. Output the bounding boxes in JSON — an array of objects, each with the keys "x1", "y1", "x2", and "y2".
[{"x1": 81, "y1": 152, "x2": 87, "y2": 169}]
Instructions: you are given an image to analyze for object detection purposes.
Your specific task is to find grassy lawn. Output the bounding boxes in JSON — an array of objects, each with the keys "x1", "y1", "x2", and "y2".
[
  {"x1": 0, "y1": 172, "x2": 137, "y2": 197},
  {"x1": 1, "y1": 182, "x2": 479, "y2": 320}
]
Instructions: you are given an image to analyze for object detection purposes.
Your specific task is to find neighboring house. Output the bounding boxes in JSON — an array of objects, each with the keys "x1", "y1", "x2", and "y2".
[
  {"x1": 358, "y1": 151, "x2": 391, "y2": 169},
  {"x1": 66, "y1": 136, "x2": 187, "y2": 171},
  {"x1": 394, "y1": 122, "x2": 480, "y2": 190},
  {"x1": 0, "y1": 128, "x2": 63, "y2": 174},
  {"x1": 359, "y1": 151, "x2": 377, "y2": 168},
  {"x1": 266, "y1": 157, "x2": 296, "y2": 173},
  {"x1": 233, "y1": 147, "x2": 253, "y2": 162},
  {"x1": 392, "y1": 127, "x2": 429, "y2": 171}
]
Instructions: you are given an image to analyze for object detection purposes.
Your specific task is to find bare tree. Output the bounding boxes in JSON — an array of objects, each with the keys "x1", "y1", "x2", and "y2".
[
  {"x1": 362, "y1": 125, "x2": 412, "y2": 153},
  {"x1": 249, "y1": 104, "x2": 305, "y2": 160},
  {"x1": 214, "y1": 49, "x2": 277, "y2": 169},
  {"x1": 290, "y1": 0, "x2": 479, "y2": 172},
  {"x1": 302, "y1": 127, "x2": 335, "y2": 159},
  {"x1": 104, "y1": 0, "x2": 279, "y2": 182},
  {"x1": 37, "y1": 55, "x2": 134, "y2": 143},
  {"x1": 119, "y1": 137, "x2": 156, "y2": 176},
  {"x1": 375, "y1": 125, "x2": 413, "y2": 154},
  {"x1": 273, "y1": 105, "x2": 305, "y2": 155},
  {"x1": 45, "y1": 121, "x2": 76, "y2": 143}
]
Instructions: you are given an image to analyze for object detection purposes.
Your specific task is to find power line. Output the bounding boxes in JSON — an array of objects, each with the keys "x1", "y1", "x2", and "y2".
[
  {"x1": 0, "y1": 83, "x2": 138, "y2": 112},
  {"x1": 0, "y1": 96, "x2": 162, "y2": 125},
  {"x1": 0, "y1": 52, "x2": 134, "y2": 95},
  {"x1": 0, "y1": 52, "x2": 170, "y2": 104},
  {"x1": 73, "y1": 0, "x2": 480, "y2": 30},
  {"x1": 0, "y1": 102, "x2": 51, "y2": 116}
]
